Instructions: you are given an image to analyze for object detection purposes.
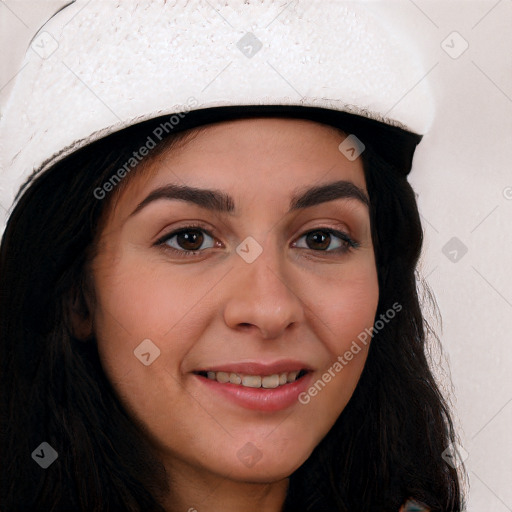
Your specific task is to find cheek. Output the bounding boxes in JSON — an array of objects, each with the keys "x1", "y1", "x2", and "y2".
[
  {"x1": 297, "y1": 263, "x2": 379, "y2": 424},
  {"x1": 305, "y1": 259, "x2": 379, "y2": 357},
  {"x1": 327, "y1": 277, "x2": 379, "y2": 354},
  {"x1": 89, "y1": 251, "x2": 186, "y2": 399},
  {"x1": 90, "y1": 249, "x2": 223, "y2": 404},
  {"x1": 92, "y1": 250, "x2": 213, "y2": 340}
]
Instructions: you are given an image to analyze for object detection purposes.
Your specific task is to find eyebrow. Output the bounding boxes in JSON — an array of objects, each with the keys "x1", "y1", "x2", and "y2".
[{"x1": 129, "y1": 179, "x2": 370, "y2": 218}]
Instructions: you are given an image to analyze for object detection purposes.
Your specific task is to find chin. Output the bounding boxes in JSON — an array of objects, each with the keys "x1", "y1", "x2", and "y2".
[
  {"x1": 227, "y1": 449, "x2": 311, "y2": 483},
  {"x1": 230, "y1": 463, "x2": 300, "y2": 484}
]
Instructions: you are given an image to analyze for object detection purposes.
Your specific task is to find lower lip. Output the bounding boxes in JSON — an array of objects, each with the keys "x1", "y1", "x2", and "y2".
[{"x1": 193, "y1": 373, "x2": 313, "y2": 412}]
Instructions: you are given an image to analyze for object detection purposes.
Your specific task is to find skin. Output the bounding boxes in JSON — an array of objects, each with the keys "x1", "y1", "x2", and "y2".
[{"x1": 87, "y1": 117, "x2": 379, "y2": 512}]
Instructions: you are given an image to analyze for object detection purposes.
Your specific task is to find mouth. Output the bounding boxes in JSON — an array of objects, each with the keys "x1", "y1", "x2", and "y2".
[
  {"x1": 190, "y1": 360, "x2": 314, "y2": 411},
  {"x1": 192, "y1": 369, "x2": 310, "y2": 389}
]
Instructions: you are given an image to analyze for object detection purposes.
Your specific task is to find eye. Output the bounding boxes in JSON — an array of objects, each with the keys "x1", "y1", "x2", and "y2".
[
  {"x1": 156, "y1": 224, "x2": 219, "y2": 257},
  {"x1": 155, "y1": 224, "x2": 359, "y2": 258},
  {"x1": 292, "y1": 228, "x2": 359, "y2": 254}
]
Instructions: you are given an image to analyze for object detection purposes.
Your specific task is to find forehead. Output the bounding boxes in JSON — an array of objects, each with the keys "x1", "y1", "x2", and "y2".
[
  {"x1": 170, "y1": 116, "x2": 348, "y2": 156},
  {"x1": 107, "y1": 117, "x2": 367, "y2": 221}
]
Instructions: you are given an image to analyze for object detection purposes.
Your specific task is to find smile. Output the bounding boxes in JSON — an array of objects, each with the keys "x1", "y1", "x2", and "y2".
[
  {"x1": 192, "y1": 366, "x2": 313, "y2": 412},
  {"x1": 195, "y1": 369, "x2": 308, "y2": 389}
]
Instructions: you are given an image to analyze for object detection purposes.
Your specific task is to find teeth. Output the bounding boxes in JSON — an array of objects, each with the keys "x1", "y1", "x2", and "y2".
[
  {"x1": 287, "y1": 371, "x2": 299, "y2": 383},
  {"x1": 229, "y1": 372, "x2": 241, "y2": 385},
  {"x1": 216, "y1": 371, "x2": 230, "y2": 383},
  {"x1": 242, "y1": 375, "x2": 261, "y2": 388},
  {"x1": 202, "y1": 370, "x2": 305, "y2": 388},
  {"x1": 262, "y1": 374, "x2": 280, "y2": 388}
]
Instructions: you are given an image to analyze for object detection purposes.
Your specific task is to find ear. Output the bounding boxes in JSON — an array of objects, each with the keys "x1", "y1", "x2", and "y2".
[{"x1": 68, "y1": 279, "x2": 94, "y2": 341}]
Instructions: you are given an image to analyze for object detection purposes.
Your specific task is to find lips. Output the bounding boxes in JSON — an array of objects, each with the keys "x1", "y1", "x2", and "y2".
[{"x1": 191, "y1": 360, "x2": 314, "y2": 411}]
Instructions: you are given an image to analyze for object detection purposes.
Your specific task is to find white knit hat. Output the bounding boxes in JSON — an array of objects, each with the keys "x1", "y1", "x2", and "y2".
[{"x1": 0, "y1": 0, "x2": 435, "y2": 235}]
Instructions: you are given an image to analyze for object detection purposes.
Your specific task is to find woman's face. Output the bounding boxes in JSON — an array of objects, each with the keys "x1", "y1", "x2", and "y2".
[{"x1": 90, "y1": 117, "x2": 379, "y2": 485}]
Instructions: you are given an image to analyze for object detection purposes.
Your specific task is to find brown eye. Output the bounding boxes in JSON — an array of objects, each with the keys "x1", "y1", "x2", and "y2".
[
  {"x1": 175, "y1": 229, "x2": 205, "y2": 251},
  {"x1": 157, "y1": 226, "x2": 217, "y2": 255},
  {"x1": 293, "y1": 228, "x2": 358, "y2": 254},
  {"x1": 305, "y1": 231, "x2": 331, "y2": 250}
]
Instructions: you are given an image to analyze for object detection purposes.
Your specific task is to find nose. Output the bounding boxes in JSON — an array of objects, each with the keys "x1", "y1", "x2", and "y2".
[{"x1": 223, "y1": 244, "x2": 305, "y2": 340}]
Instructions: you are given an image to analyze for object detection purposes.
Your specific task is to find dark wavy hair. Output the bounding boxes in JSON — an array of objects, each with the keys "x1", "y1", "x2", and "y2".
[{"x1": 0, "y1": 114, "x2": 467, "y2": 512}]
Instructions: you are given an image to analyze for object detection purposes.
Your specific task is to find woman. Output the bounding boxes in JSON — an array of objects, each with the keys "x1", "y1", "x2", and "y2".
[{"x1": 0, "y1": 1, "x2": 466, "y2": 511}]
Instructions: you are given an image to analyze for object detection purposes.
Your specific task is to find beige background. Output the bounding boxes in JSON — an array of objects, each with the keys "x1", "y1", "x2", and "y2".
[{"x1": 1, "y1": 1, "x2": 512, "y2": 510}]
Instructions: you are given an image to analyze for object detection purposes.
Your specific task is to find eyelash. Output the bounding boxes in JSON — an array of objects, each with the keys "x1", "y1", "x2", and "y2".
[{"x1": 155, "y1": 222, "x2": 360, "y2": 258}]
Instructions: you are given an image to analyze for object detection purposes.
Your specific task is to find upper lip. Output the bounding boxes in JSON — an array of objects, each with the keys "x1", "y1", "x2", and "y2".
[{"x1": 193, "y1": 360, "x2": 313, "y2": 376}]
